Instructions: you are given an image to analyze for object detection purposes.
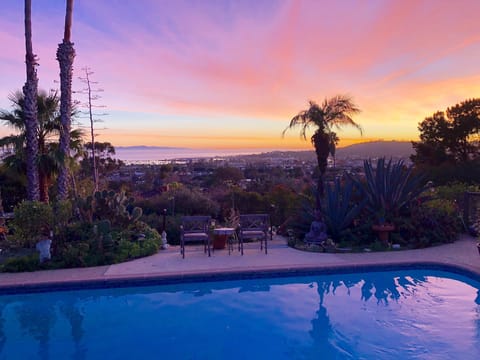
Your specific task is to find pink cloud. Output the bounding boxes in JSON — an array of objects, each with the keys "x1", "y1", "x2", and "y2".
[{"x1": 1, "y1": 0, "x2": 479, "y2": 145}]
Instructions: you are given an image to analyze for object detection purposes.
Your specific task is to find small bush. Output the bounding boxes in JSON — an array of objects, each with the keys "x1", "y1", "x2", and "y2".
[
  {"x1": 11, "y1": 201, "x2": 53, "y2": 247},
  {"x1": 113, "y1": 238, "x2": 159, "y2": 263},
  {"x1": 1, "y1": 254, "x2": 40, "y2": 272},
  {"x1": 54, "y1": 242, "x2": 90, "y2": 268},
  {"x1": 335, "y1": 220, "x2": 375, "y2": 248},
  {"x1": 52, "y1": 200, "x2": 74, "y2": 244},
  {"x1": 397, "y1": 202, "x2": 461, "y2": 248},
  {"x1": 434, "y1": 182, "x2": 479, "y2": 200},
  {"x1": 423, "y1": 198, "x2": 458, "y2": 214}
]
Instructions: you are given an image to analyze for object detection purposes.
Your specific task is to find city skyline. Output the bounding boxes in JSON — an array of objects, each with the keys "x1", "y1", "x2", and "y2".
[{"x1": 0, "y1": 0, "x2": 479, "y2": 150}]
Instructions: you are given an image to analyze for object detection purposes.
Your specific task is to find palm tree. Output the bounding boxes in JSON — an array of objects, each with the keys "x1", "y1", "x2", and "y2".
[
  {"x1": 328, "y1": 132, "x2": 340, "y2": 169},
  {"x1": 0, "y1": 90, "x2": 84, "y2": 203},
  {"x1": 56, "y1": 0, "x2": 76, "y2": 199},
  {"x1": 283, "y1": 95, "x2": 362, "y2": 215},
  {"x1": 23, "y1": 0, "x2": 40, "y2": 201}
]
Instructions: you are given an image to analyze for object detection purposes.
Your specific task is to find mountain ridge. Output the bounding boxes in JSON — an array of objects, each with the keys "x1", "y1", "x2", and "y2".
[{"x1": 336, "y1": 140, "x2": 414, "y2": 158}]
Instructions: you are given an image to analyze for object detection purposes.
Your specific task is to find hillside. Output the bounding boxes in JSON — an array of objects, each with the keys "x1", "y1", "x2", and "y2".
[
  {"x1": 336, "y1": 141, "x2": 414, "y2": 159},
  {"x1": 240, "y1": 141, "x2": 414, "y2": 161}
]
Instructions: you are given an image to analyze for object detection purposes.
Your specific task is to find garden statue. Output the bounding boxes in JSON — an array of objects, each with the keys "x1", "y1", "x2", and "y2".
[
  {"x1": 36, "y1": 238, "x2": 52, "y2": 263},
  {"x1": 304, "y1": 219, "x2": 328, "y2": 246},
  {"x1": 161, "y1": 230, "x2": 169, "y2": 249},
  {"x1": 161, "y1": 208, "x2": 169, "y2": 250}
]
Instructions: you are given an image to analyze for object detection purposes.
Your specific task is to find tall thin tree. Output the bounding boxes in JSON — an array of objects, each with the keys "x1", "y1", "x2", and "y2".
[
  {"x1": 56, "y1": 0, "x2": 75, "y2": 199},
  {"x1": 284, "y1": 96, "x2": 362, "y2": 219},
  {"x1": 77, "y1": 67, "x2": 107, "y2": 192},
  {"x1": 23, "y1": 0, "x2": 40, "y2": 201}
]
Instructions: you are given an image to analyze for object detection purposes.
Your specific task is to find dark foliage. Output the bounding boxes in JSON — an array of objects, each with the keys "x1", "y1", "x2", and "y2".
[{"x1": 412, "y1": 98, "x2": 480, "y2": 166}]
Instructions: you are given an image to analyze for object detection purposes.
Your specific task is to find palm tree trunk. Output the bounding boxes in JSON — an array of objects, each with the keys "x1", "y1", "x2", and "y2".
[
  {"x1": 312, "y1": 131, "x2": 330, "y2": 216},
  {"x1": 23, "y1": 0, "x2": 40, "y2": 201},
  {"x1": 39, "y1": 170, "x2": 50, "y2": 203},
  {"x1": 37, "y1": 137, "x2": 49, "y2": 203},
  {"x1": 56, "y1": 0, "x2": 75, "y2": 200}
]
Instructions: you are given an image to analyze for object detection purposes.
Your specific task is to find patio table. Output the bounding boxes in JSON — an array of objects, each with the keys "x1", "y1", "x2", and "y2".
[{"x1": 213, "y1": 227, "x2": 239, "y2": 255}]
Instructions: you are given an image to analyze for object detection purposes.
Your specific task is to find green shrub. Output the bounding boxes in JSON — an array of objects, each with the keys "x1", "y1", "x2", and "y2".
[
  {"x1": 335, "y1": 220, "x2": 375, "y2": 248},
  {"x1": 114, "y1": 238, "x2": 159, "y2": 263},
  {"x1": 142, "y1": 214, "x2": 183, "y2": 245},
  {"x1": 1, "y1": 254, "x2": 40, "y2": 272},
  {"x1": 165, "y1": 216, "x2": 182, "y2": 245},
  {"x1": 64, "y1": 221, "x2": 94, "y2": 243},
  {"x1": 11, "y1": 201, "x2": 53, "y2": 247},
  {"x1": 396, "y1": 203, "x2": 461, "y2": 248},
  {"x1": 54, "y1": 242, "x2": 90, "y2": 268},
  {"x1": 52, "y1": 200, "x2": 74, "y2": 244},
  {"x1": 423, "y1": 198, "x2": 458, "y2": 214},
  {"x1": 141, "y1": 213, "x2": 162, "y2": 232},
  {"x1": 432, "y1": 182, "x2": 480, "y2": 212},
  {"x1": 369, "y1": 240, "x2": 389, "y2": 252},
  {"x1": 52, "y1": 200, "x2": 73, "y2": 226},
  {"x1": 1, "y1": 216, "x2": 162, "y2": 272},
  {"x1": 434, "y1": 182, "x2": 478, "y2": 200}
]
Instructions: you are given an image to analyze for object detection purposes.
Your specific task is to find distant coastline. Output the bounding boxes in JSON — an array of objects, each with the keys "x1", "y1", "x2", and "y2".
[
  {"x1": 113, "y1": 141, "x2": 413, "y2": 163},
  {"x1": 114, "y1": 147, "x2": 285, "y2": 162},
  {"x1": 116, "y1": 146, "x2": 189, "y2": 151}
]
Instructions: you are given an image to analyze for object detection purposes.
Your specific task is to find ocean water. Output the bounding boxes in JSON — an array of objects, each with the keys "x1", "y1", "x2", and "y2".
[
  {"x1": 114, "y1": 147, "x2": 280, "y2": 163},
  {"x1": 0, "y1": 269, "x2": 479, "y2": 359}
]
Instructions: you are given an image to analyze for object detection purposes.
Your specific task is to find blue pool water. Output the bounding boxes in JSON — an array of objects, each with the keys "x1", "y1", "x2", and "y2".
[{"x1": 0, "y1": 269, "x2": 479, "y2": 359}]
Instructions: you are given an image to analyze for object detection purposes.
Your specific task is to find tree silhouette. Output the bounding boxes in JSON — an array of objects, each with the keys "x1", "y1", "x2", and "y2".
[
  {"x1": 57, "y1": 0, "x2": 76, "y2": 199},
  {"x1": 22, "y1": 0, "x2": 40, "y2": 200}
]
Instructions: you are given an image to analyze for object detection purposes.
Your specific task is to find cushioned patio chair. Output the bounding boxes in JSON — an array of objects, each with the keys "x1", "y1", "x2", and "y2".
[
  {"x1": 180, "y1": 216, "x2": 211, "y2": 258},
  {"x1": 238, "y1": 214, "x2": 269, "y2": 255}
]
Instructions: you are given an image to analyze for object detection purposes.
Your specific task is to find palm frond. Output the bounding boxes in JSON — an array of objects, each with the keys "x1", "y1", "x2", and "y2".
[
  {"x1": 283, "y1": 100, "x2": 326, "y2": 140},
  {"x1": 324, "y1": 95, "x2": 363, "y2": 134}
]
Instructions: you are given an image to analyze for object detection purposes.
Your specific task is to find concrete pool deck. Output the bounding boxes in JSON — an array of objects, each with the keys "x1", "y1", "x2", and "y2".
[{"x1": 0, "y1": 234, "x2": 479, "y2": 291}]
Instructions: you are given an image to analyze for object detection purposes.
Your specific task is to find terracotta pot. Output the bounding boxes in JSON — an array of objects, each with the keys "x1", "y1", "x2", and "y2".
[
  {"x1": 372, "y1": 224, "x2": 395, "y2": 244},
  {"x1": 213, "y1": 234, "x2": 227, "y2": 250}
]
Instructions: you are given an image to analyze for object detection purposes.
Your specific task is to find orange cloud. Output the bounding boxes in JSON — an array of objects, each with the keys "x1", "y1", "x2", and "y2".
[{"x1": 1, "y1": 0, "x2": 479, "y2": 150}]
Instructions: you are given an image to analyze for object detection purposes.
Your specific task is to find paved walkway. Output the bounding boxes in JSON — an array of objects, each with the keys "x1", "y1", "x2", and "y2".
[{"x1": 1, "y1": 235, "x2": 479, "y2": 291}]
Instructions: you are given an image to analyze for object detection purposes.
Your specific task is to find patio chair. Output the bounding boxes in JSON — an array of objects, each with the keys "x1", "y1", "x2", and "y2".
[
  {"x1": 180, "y1": 216, "x2": 211, "y2": 258},
  {"x1": 238, "y1": 214, "x2": 269, "y2": 254}
]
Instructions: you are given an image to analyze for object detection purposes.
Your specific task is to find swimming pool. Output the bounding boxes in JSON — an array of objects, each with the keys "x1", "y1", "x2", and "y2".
[{"x1": 0, "y1": 268, "x2": 479, "y2": 359}]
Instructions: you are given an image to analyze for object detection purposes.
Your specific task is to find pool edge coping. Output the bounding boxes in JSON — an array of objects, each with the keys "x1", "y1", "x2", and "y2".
[{"x1": 1, "y1": 260, "x2": 479, "y2": 295}]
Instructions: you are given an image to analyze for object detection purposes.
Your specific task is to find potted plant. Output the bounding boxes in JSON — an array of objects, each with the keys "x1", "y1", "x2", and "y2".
[
  {"x1": 371, "y1": 209, "x2": 395, "y2": 245},
  {"x1": 213, "y1": 208, "x2": 239, "y2": 250},
  {"x1": 213, "y1": 233, "x2": 227, "y2": 249}
]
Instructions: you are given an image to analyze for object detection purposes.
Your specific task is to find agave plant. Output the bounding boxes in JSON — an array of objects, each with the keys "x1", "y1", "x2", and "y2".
[
  {"x1": 323, "y1": 177, "x2": 366, "y2": 241},
  {"x1": 351, "y1": 158, "x2": 426, "y2": 222}
]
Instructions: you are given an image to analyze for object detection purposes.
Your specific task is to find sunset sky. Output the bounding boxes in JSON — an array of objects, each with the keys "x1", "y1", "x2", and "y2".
[{"x1": 1, "y1": 0, "x2": 479, "y2": 150}]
